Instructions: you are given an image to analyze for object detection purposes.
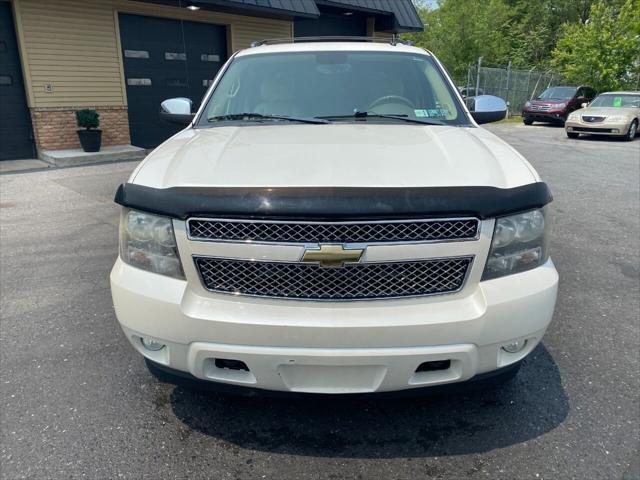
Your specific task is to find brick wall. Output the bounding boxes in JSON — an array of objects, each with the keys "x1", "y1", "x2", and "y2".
[{"x1": 31, "y1": 106, "x2": 130, "y2": 151}]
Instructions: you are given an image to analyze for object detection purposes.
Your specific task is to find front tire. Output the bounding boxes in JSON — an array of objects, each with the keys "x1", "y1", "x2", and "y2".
[
  {"x1": 488, "y1": 360, "x2": 521, "y2": 386},
  {"x1": 523, "y1": 118, "x2": 533, "y2": 125},
  {"x1": 566, "y1": 131, "x2": 579, "y2": 139},
  {"x1": 625, "y1": 120, "x2": 638, "y2": 141}
]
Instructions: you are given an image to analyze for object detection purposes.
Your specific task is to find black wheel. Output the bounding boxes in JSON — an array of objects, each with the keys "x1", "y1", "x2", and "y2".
[
  {"x1": 624, "y1": 120, "x2": 638, "y2": 141},
  {"x1": 465, "y1": 361, "x2": 522, "y2": 392},
  {"x1": 490, "y1": 360, "x2": 521, "y2": 385},
  {"x1": 523, "y1": 118, "x2": 533, "y2": 125},
  {"x1": 566, "y1": 131, "x2": 579, "y2": 139}
]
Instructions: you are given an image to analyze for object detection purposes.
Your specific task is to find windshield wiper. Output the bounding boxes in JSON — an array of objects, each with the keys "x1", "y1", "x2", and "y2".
[
  {"x1": 319, "y1": 111, "x2": 445, "y2": 125},
  {"x1": 207, "y1": 113, "x2": 330, "y2": 124}
]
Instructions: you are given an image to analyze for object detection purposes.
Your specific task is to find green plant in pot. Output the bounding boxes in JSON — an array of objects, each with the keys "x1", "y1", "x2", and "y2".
[{"x1": 75, "y1": 109, "x2": 102, "y2": 152}]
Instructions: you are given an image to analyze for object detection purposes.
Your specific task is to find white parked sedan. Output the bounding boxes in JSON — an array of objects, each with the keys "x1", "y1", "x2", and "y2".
[{"x1": 565, "y1": 91, "x2": 639, "y2": 141}]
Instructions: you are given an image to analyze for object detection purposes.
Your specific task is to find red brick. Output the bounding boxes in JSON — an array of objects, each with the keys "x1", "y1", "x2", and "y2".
[{"x1": 31, "y1": 107, "x2": 131, "y2": 151}]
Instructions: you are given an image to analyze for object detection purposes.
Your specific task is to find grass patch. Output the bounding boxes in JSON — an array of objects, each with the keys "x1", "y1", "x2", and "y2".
[{"x1": 497, "y1": 116, "x2": 524, "y2": 124}]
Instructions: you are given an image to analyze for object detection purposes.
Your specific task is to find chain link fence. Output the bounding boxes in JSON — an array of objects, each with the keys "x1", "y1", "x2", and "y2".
[{"x1": 461, "y1": 60, "x2": 562, "y2": 116}]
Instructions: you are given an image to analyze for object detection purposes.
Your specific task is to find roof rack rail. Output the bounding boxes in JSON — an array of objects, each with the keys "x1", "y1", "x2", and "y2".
[{"x1": 250, "y1": 36, "x2": 412, "y2": 48}]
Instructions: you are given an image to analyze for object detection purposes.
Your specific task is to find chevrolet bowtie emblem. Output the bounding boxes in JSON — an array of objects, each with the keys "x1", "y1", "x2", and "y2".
[{"x1": 301, "y1": 244, "x2": 364, "y2": 268}]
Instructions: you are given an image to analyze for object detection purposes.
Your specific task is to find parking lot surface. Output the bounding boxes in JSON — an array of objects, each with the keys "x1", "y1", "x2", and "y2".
[{"x1": 1, "y1": 123, "x2": 638, "y2": 480}]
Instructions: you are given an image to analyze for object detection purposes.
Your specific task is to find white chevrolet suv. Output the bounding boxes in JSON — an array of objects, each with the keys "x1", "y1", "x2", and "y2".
[{"x1": 110, "y1": 39, "x2": 558, "y2": 395}]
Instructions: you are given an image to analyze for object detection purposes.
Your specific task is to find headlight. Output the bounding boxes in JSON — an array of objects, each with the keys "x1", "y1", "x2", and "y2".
[
  {"x1": 482, "y1": 208, "x2": 549, "y2": 280},
  {"x1": 119, "y1": 208, "x2": 185, "y2": 279},
  {"x1": 551, "y1": 102, "x2": 567, "y2": 109},
  {"x1": 607, "y1": 115, "x2": 626, "y2": 122},
  {"x1": 524, "y1": 101, "x2": 531, "y2": 108}
]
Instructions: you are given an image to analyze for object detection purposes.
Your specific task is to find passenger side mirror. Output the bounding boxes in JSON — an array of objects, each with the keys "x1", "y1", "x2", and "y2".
[
  {"x1": 470, "y1": 95, "x2": 507, "y2": 124},
  {"x1": 160, "y1": 98, "x2": 195, "y2": 125}
]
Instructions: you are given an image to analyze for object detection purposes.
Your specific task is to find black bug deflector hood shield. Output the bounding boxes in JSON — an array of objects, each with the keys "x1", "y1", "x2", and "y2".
[{"x1": 114, "y1": 183, "x2": 552, "y2": 220}]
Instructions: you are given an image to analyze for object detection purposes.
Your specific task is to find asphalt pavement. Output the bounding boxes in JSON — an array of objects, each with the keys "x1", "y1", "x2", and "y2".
[{"x1": 1, "y1": 123, "x2": 638, "y2": 480}]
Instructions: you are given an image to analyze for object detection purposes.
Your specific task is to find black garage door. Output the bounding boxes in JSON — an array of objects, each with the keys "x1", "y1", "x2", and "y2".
[
  {"x1": 294, "y1": 11, "x2": 367, "y2": 37},
  {"x1": 118, "y1": 14, "x2": 227, "y2": 148},
  {"x1": 0, "y1": 2, "x2": 35, "y2": 160}
]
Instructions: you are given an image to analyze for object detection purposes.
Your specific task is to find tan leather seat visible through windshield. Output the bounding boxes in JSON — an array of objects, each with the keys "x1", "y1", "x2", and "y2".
[{"x1": 254, "y1": 76, "x2": 302, "y2": 117}]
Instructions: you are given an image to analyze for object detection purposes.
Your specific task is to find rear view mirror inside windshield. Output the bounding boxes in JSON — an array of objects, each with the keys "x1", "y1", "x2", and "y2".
[{"x1": 316, "y1": 52, "x2": 349, "y2": 64}]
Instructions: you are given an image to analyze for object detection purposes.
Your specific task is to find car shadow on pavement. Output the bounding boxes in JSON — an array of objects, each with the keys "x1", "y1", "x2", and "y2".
[
  {"x1": 167, "y1": 343, "x2": 568, "y2": 459},
  {"x1": 526, "y1": 123, "x2": 564, "y2": 128},
  {"x1": 571, "y1": 134, "x2": 637, "y2": 143}
]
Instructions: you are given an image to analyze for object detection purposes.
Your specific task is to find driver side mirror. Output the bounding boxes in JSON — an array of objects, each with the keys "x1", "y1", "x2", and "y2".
[
  {"x1": 160, "y1": 98, "x2": 195, "y2": 125},
  {"x1": 469, "y1": 95, "x2": 507, "y2": 124},
  {"x1": 581, "y1": 102, "x2": 588, "y2": 108}
]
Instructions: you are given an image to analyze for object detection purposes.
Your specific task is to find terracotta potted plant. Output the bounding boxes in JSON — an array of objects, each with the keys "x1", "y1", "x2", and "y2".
[{"x1": 75, "y1": 109, "x2": 101, "y2": 152}]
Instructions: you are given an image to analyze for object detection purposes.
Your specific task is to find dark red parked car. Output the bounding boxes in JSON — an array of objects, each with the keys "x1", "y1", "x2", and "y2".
[{"x1": 522, "y1": 85, "x2": 596, "y2": 125}]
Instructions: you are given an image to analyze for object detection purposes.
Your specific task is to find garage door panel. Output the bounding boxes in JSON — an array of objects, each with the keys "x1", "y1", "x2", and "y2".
[
  {"x1": 0, "y1": 2, "x2": 35, "y2": 160},
  {"x1": 294, "y1": 11, "x2": 367, "y2": 37},
  {"x1": 119, "y1": 13, "x2": 227, "y2": 148}
]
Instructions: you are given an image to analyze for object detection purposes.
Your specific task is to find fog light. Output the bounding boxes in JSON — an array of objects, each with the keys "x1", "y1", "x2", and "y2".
[
  {"x1": 141, "y1": 337, "x2": 165, "y2": 351},
  {"x1": 502, "y1": 339, "x2": 527, "y2": 353},
  {"x1": 612, "y1": 129, "x2": 619, "y2": 134}
]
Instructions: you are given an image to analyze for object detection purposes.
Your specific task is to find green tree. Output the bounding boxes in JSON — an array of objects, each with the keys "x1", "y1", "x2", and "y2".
[
  {"x1": 405, "y1": 0, "x2": 515, "y2": 82},
  {"x1": 551, "y1": 0, "x2": 640, "y2": 91},
  {"x1": 406, "y1": 0, "x2": 633, "y2": 84}
]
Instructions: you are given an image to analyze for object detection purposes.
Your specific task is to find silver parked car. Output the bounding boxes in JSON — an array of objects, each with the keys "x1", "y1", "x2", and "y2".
[{"x1": 565, "y1": 91, "x2": 639, "y2": 141}]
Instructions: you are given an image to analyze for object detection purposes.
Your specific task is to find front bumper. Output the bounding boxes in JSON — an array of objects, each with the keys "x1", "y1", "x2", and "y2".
[
  {"x1": 522, "y1": 110, "x2": 567, "y2": 123},
  {"x1": 110, "y1": 258, "x2": 558, "y2": 394},
  {"x1": 565, "y1": 119, "x2": 630, "y2": 136}
]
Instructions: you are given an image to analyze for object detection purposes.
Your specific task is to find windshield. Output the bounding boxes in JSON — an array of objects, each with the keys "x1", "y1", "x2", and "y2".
[
  {"x1": 589, "y1": 94, "x2": 640, "y2": 108},
  {"x1": 537, "y1": 86, "x2": 577, "y2": 100},
  {"x1": 197, "y1": 51, "x2": 468, "y2": 126}
]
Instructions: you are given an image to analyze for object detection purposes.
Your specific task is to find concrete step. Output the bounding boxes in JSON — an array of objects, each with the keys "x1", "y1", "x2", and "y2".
[{"x1": 40, "y1": 144, "x2": 148, "y2": 167}]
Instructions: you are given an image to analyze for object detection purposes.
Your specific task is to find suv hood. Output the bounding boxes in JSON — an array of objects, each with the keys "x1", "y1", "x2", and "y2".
[{"x1": 131, "y1": 124, "x2": 538, "y2": 189}]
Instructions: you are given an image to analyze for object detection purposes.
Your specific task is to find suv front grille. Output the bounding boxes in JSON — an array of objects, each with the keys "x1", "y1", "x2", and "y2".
[
  {"x1": 529, "y1": 104, "x2": 552, "y2": 111},
  {"x1": 187, "y1": 218, "x2": 479, "y2": 244},
  {"x1": 194, "y1": 256, "x2": 473, "y2": 301}
]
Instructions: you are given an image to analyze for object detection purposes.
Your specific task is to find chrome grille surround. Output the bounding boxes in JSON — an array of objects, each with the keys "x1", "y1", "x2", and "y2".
[
  {"x1": 187, "y1": 217, "x2": 480, "y2": 244},
  {"x1": 529, "y1": 103, "x2": 551, "y2": 112},
  {"x1": 194, "y1": 256, "x2": 474, "y2": 301},
  {"x1": 582, "y1": 115, "x2": 606, "y2": 123},
  {"x1": 528, "y1": 104, "x2": 552, "y2": 111}
]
